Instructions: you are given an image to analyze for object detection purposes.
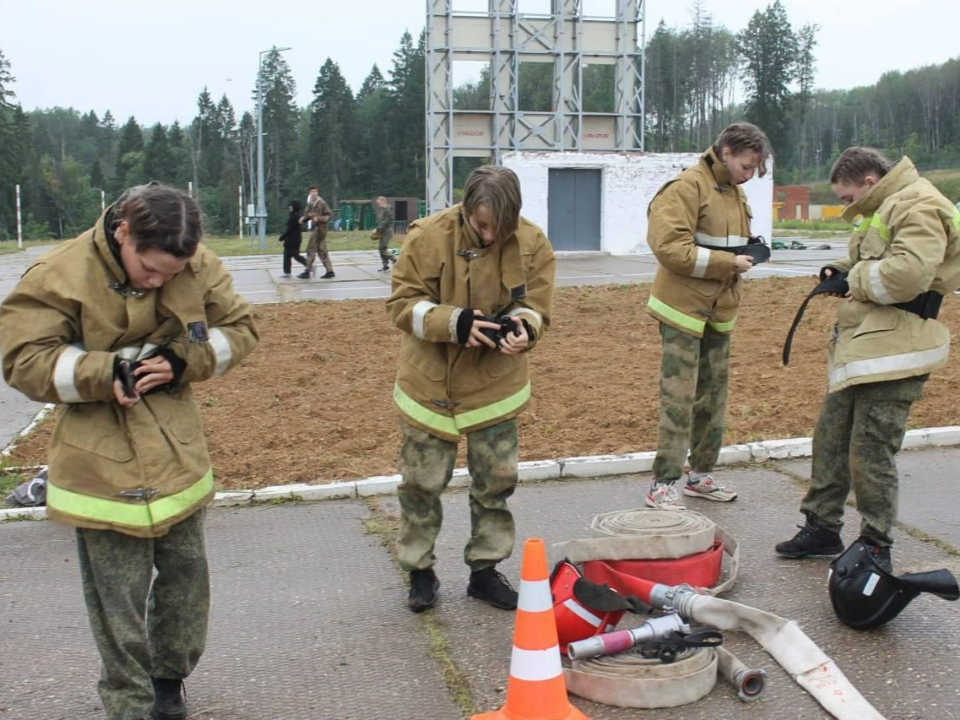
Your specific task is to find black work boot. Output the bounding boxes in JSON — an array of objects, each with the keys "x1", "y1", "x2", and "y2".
[
  {"x1": 320, "y1": 271, "x2": 336, "y2": 279},
  {"x1": 150, "y1": 677, "x2": 186, "y2": 720},
  {"x1": 467, "y1": 567, "x2": 518, "y2": 610},
  {"x1": 408, "y1": 568, "x2": 440, "y2": 613},
  {"x1": 296, "y1": 270, "x2": 310, "y2": 279},
  {"x1": 776, "y1": 520, "x2": 844, "y2": 559},
  {"x1": 860, "y1": 537, "x2": 894, "y2": 574}
]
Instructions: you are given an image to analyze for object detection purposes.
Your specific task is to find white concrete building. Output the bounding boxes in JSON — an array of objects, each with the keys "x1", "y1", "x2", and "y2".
[{"x1": 503, "y1": 151, "x2": 774, "y2": 254}]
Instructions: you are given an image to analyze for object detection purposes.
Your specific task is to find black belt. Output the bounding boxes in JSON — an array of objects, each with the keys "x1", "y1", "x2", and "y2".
[
  {"x1": 894, "y1": 290, "x2": 943, "y2": 320},
  {"x1": 698, "y1": 236, "x2": 771, "y2": 265},
  {"x1": 782, "y1": 273, "x2": 943, "y2": 365}
]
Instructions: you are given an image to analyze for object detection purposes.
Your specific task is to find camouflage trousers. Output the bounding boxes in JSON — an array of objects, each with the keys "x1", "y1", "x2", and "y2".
[
  {"x1": 378, "y1": 230, "x2": 395, "y2": 267},
  {"x1": 802, "y1": 376, "x2": 927, "y2": 547},
  {"x1": 76, "y1": 509, "x2": 210, "y2": 719},
  {"x1": 305, "y1": 223, "x2": 333, "y2": 274},
  {"x1": 653, "y1": 324, "x2": 731, "y2": 483},
  {"x1": 396, "y1": 419, "x2": 518, "y2": 573}
]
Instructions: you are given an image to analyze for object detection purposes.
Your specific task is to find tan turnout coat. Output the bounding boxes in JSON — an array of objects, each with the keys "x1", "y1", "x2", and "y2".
[
  {"x1": 386, "y1": 205, "x2": 555, "y2": 442},
  {"x1": 0, "y1": 211, "x2": 259, "y2": 537}
]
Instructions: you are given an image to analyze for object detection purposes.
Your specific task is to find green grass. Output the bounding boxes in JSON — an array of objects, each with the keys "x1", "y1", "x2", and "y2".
[
  {"x1": 204, "y1": 231, "x2": 404, "y2": 257},
  {"x1": 0, "y1": 471, "x2": 26, "y2": 497},
  {"x1": 0, "y1": 239, "x2": 58, "y2": 255},
  {"x1": 774, "y1": 219, "x2": 852, "y2": 231},
  {"x1": 0, "y1": 232, "x2": 405, "y2": 259}
]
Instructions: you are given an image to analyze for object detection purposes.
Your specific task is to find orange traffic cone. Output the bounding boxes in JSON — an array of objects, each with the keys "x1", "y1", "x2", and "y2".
[{"x1": 473, "y1": 538, "x2": 589, "y2": 720}]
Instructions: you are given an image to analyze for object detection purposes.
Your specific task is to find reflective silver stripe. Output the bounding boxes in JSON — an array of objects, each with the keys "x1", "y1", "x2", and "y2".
[
  {"x1": 829, "y1": 344, "x2": 949, "y2": 387},
  {"x1": 207, "y1": 328, "x2": 233, "y2": 377},
  {"x1": 868, "y1": 263, "x2": 895, "y2": 304},
  {"x1": 412, "y1": 300, "x2": 437, "y2": 340},
  {"x1": 692, "y1": 247, "x2": 712, "y2": 279},
  {"x1": 53, "y1": 345, "x2": 85, "y2": 403},
  {"x1": 517, "y1": 578, "x2": 552, "y2": 613},
  {"x1": 562, "y1": 598, "x2": 604, "y2": 628},
  {"x1": 509, "y1": 646, "x2": 563, "y2": 682},
  {"x1": 694, "y1": 232, "x2": 749, "y2": 249},
  {"x1": 505, "y1": 304, "x2": 543, "y2": 329}
]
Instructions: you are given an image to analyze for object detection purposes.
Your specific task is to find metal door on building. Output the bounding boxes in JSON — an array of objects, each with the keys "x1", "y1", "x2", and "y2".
[{"x1": 547, "y1": 168, "x2": 602, "y2": 251}]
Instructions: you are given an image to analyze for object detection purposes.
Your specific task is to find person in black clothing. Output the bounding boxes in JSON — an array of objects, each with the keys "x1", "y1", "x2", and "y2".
[{"x1": 279, "y1": 200, "x2": 307, "y2": 277}]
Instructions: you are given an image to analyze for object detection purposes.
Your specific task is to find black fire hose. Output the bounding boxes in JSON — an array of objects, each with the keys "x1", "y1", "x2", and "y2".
[{"x1": 782, "y1": 272, "x2": 849, "y2": 365}]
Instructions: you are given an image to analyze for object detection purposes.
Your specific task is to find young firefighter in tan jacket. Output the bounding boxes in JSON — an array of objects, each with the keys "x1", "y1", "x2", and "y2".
[
  {"x1": 0, "y1": 184, "x2": 258, "y2": 720},
  {"x1": 776, "y1": 148, "x2": 960, "y2": 571},
  {"x1": 645, "y1": 122, "x2": 772, "y2": 510},
  {"x1": 386, "y1": 166, "x2": 555, "y2": 613}
]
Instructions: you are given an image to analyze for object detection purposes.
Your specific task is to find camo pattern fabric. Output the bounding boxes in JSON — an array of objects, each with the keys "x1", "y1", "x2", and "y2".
[
  {"x1": 305, "y1": 222, "x2": 333, "y2": 274},
  {"x1": 802, "y1": 376, "x2": 927, "y2": 546},
  {"x1": 377, "y1": 204, "x2": 395, "y2": 267},
  {"x1": 396, "y1": 419, "x2": 518, "y2": 572},
  {"x1": 76, "y1": 509, "x2": 209, "y2": 718},
  {"x1": 652, "y1": 323, "x2": 731, "y2": 483}
]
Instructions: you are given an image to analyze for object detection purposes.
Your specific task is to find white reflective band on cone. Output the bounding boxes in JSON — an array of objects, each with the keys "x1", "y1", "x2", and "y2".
[
  {"x1": 517, "y1": 578, "x2": 552, "y2": 613},
  {"x1": 510, "y1": 646, "x2": 562, "y2": 682}
]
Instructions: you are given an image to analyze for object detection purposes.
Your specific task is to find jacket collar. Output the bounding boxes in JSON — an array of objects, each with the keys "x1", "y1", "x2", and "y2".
[
  {"x1": 702, "y1": 147, "x2": 732, "y2": 188},
  {"x1": 455, "y1": 205, "x2": 525, "y2": 298},
  {"x1": 842, "y1": 157, "x2": 920, "y2": 222},
  {"x1": 90, "y1": 206, "x2": 204, "y2": 300}
]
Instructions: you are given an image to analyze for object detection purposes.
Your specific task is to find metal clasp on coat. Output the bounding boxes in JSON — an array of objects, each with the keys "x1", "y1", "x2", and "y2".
[
  {"x1": 109, "y1": 282, "x2": 147, "y2": 299},
  {"x1": 431, "y1": 399, "x2": 460, "y2": 410},
  {"x1": 118, "y1": 487, "x2": 159, "y2": 502}
]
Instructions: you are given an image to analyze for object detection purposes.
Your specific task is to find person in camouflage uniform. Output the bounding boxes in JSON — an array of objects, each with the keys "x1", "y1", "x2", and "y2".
[
  {"x1": 374, "y1": 196, "x2": 396, "y2": 273},
  {"x1": 776, "y1": 147, "x2": 960, "y2": 572},
  {"x1": 386, "y1": 166, "x2": 555, "y2": 613},
  {"x1": 298, "y1": 185, "x2": 335, "y2": 280},
  {"x1": 0, "y1": 183, "x2": 259, "y2": 720},
  {"x1": 645, "y1": 123, "x2": 771, "y2": 510}
]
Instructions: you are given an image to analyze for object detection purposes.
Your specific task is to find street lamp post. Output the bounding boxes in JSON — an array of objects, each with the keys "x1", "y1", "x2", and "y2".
[{"x1": 256, "y1": 46, "x2": 292, "y2": 251}]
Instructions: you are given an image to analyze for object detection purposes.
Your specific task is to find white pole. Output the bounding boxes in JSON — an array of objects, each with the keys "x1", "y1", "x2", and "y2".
[
  {"x1": 188, "y1": 181, "x2": 194, "y2": 198},
  {"x1": 16, "y1": 183, "x2": 23, "y2": 249},
  {"x1": 238, "y1": 185, "x2": 244, "y2": 240},
  {"x1": 100, "y1": 189, "x2": 105, "y2": 213}
]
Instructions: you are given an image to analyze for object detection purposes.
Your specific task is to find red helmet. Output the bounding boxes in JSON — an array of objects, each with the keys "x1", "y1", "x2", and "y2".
[{"x1": 551, "y1": 560, "x2": 626, "y2": 653}]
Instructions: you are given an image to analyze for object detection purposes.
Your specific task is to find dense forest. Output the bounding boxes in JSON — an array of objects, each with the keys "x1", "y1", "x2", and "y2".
[{"x1": 2, "y1": 0, "x2": 959, "y2": 241}]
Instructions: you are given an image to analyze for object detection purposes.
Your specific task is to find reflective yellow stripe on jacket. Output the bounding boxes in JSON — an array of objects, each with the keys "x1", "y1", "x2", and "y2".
[
  {"x1": 47, "y1": 468, "x2": 214, "y2": 528},
  {"x1": 394, "y1": 382, "x2": 531, "y2": 436}
]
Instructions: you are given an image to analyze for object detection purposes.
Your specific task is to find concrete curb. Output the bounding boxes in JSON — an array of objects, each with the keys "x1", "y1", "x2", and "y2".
[{"x1": 4, "y1": 426, "x2": 959, "y2": 523}]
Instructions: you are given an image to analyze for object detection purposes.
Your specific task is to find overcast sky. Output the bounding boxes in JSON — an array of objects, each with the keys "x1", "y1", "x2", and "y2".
[{"x1": 1, "y1": 0, "x2": 956, "y2": 127}]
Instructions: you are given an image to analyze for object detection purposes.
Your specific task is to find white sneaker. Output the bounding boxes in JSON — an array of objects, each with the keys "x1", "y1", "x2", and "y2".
[
  {"x1": 645, "y1": 481, "x2": 685, "y2": 510},
  {"x1": 683, "y1": 473, "x2": 737, "y2": 502}
]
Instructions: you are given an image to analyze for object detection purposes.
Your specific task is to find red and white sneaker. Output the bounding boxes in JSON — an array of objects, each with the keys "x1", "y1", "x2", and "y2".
[{"x1": 683, "y1": 473, "x2": 737, "y2": 502}]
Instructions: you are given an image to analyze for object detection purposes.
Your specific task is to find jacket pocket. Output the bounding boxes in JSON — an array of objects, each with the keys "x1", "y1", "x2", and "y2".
[
  {"x1": 481, "y1": 348, "x2": 522, "y2": 379},
  {"x1": 58, "y1": 404, "x2": 134, "y2": 462},
  {"x1": 148, "y1": 391, "x2": 203, "y2": 444},
  {"x1": 401, "y1": 338, "x2": 447, "y2": 382},
  {"x1": 852, "y1": 307, "x2": 899, "y2": 338},
  {"x1": 674, "y1": 274, "x2": 722, "y2": 299}
]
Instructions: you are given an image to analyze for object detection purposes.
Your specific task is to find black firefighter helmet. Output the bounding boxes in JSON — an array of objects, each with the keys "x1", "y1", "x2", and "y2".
[{"x1": 828, "y1": 539, "x2": 960, "y2": 630}]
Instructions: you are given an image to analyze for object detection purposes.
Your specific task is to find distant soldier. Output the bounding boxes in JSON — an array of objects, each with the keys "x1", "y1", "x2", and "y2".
[
  {"x1": 373, "y1": 196, "x2": 396, "y2": 273},
  {"x1": 298, "y1": 185, "x2": 335, "y2": 280},
  {"x1": 776, "y1": 147, "x2": 960, "y2": 572}
]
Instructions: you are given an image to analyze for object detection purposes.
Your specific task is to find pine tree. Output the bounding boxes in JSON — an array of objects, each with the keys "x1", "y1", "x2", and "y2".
[
  {"x1": 256, "y1": 48, "x2": 300, "y2": 211},
  {"x1": 144, "y1": 123, "x2": 176, "y2": 184},
  {"x1": 114, "y1": 116, "x2": 145, "y2": 192},
  {"x1": 738, "y1": 1, "x2": 798, "y2": 163},
  {"x1": 354, "y1": 65, "x2": 391, "y2": 196},
  {"x1": 308, "y1": 58, "x2": 355, "y2": 207},
  {"x1": 386, "y1": 31, "x2": 426, "y2": 197}
]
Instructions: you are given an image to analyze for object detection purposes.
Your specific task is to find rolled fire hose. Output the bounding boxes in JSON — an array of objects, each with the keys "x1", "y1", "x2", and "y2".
[
  {"x1": 554, "y1": 508, "x2": 739, "y2": 594},
  {"x1": 565, "y1": 644, "x2": 718, "y2": 709},
  {"x1": 556, "y1": 509, "x2": 883, "y2": 719}
]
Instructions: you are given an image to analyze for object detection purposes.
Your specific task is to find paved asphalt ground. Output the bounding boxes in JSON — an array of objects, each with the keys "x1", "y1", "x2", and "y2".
[{"x1": 4, "y1": 241, "x2": 960, "y2": 719}]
